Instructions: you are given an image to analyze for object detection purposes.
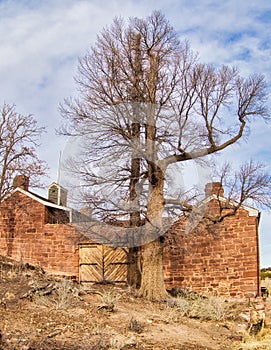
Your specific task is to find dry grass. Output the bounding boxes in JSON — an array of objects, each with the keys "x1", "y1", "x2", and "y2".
[
  {"x1": 97, "y1": 289, "x2": 122, "y2": 313},
  {"x1": 168, "y1": 293, "x2": 240, "y2": 322},
  {"x1": 236, "y1": 330, "x2": 271, "y2": 350},
  {"x1": 32, "y1": 280, "x2": 80, "y2": 309},
  {"x1": 2, "y1": 255, "x2": 271, "y2": 350},
  {"x1": 98, "y1": 289, "x2": 121, "y2": 306}
]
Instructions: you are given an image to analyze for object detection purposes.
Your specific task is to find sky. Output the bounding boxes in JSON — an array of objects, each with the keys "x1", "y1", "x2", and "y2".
[{"x1": 0, "y1": 0, "x2": 270, "y2": 267}]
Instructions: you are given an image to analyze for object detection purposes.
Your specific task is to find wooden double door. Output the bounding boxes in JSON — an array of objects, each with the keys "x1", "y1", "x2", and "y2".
[{"x1": 79, "y1": 243, "x2": 128, "y2": 284}]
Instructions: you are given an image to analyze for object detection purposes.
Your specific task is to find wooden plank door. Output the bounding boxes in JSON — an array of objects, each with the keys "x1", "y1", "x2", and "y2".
[
  {"x1": 79, "y1": 243, "x2": 128, "y2": 283},
  {"x1": 103, "y1": 245, "x2": 128, "y2": 282},
  {"x1": 79, "y1": 244, "x2": 103, "y2": 283}
]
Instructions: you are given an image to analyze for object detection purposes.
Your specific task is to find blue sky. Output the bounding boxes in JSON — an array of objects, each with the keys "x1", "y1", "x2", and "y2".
[{"x1": 0, "y1": 0, "x2": 270, "y2": 267}]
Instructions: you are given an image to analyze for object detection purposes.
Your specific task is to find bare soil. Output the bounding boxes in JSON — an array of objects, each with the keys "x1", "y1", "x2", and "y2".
[{"x1": 0, "y1": 256, "x2": 270, "y2": 350}]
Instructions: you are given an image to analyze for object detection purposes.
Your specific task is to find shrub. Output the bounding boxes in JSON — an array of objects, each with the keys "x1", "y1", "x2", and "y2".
[
  {"x1": 170, "y1": 293, "x2": 238, "y2": 322},
  {"x1": 97, "y1": 290, "x2": 121, "y2": 312}
]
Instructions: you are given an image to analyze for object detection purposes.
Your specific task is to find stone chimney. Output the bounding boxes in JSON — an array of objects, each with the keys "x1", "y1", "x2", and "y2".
[
  {"x1": 13, "y1": 175, "x2": 30, "y2": 191},
  {"x1": 48, "y1": 183, "x2": 68, "y2": 207},
  {"x1": 205, "y1": 182, "x2": 224, "y2": 197}
]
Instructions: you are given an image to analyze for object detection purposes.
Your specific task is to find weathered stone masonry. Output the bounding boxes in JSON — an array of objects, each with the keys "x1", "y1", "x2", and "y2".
[
  {"x1": 163, "y1": 184, "x2": 260, "y2": 297},
  {"x1": 0, "y1": 179, "x2": 261, "y2": 297},
  {"x1": 0, "y1": 189, "x2": 80, "y2": 279}
]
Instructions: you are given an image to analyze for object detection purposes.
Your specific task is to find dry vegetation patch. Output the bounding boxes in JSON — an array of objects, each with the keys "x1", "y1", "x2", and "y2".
[{"x1": 0, "y1": 256, "x2": 271, "y2": 349}]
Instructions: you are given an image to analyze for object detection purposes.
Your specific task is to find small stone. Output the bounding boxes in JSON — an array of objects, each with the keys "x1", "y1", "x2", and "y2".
[
  {"x1": 5, "y1": 291, "x2": 15, "y2": 300},
  {"x1": 239, "y1": 312, "x2": 250, "y2": 322}
]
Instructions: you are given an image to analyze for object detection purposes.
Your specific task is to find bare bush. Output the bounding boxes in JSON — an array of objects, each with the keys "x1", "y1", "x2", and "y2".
[
  {"x1": 169, "y1": 294, "x2": 239, "y2": 322},
  {"x1": 32, "y1": 280, "x2": 80, "y2": 309}
]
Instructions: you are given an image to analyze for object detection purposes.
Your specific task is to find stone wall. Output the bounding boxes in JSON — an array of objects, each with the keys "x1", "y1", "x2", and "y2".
[
  {"x1": 0, "y1": 184, "x2": 261, "y2": 297},
  {"x1": 0, "y1": 191, "x2": 80, "y2": 279},
  {"x1": 163, "y1": 199, "x2": 260, "y2": 297}
]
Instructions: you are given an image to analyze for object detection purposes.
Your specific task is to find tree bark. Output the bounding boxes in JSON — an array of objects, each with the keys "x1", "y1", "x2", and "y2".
[
  {"x1": 127, "y1": 33, "x2": 142, "y2": 288},
  {"x1": 138, "y1": 238, "x2": 168, "y2": 300},
  {"x1": 127, "y1": 246, "x2": 141, "y2": 288},
  {"x1": 127, "y1": 120, "x2": 142, "y2": 288},
  {"x1": 137, "y1": 50, "x2": 169, "y2": 300},
  {"x1": 137, "y1": 167, "x2": 169, "y2": 300}
]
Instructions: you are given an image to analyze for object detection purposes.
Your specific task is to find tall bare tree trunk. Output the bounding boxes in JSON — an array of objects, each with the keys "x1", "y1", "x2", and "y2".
[
  {"x1": 137, "y1": 171, "x2": 169, "y2": 300},
  {"x1": 127, "y1": 33, "x2": 142, "y2": 287},
  {"x1": 127, "y1": 146, "x2": 141, "y2": 287},
  {"x1": 138, "y1": 239, "x2": 165, "y2": 299},
  {"x1": 137, "y1": 50, "x2": 169, "y2": 300},
  {"x1": 127, "y1": 118, "x2": 141, "y2": 287}
]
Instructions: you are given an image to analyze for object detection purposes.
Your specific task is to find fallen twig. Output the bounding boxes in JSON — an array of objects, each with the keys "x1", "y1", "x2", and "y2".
[
  {"x1": 20, "y1": 283, "x2": 56, "y2": 299},
  {"x1": 47, "y1": 326, "x2": 68, "y2": 338}
]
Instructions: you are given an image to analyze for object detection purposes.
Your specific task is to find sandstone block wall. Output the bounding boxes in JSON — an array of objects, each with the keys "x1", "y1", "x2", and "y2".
[
  {"x1": 163, "y1": 201, "x2": 260, "y2": 297},
  {"x1": 0, "y1": 187, "x2": 260, "y2": 297},
  {"x1": 0, "y1": 191, "x2": 80, "y2": 279}
]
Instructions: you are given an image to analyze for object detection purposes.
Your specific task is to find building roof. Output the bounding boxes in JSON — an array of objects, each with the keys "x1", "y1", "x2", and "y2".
[
  {"x1": 2, "y1": 187, "x2": 73, "y2": 221},
  {"x1": 4, "y1": 187, "x2": 94, "y2": 224},
  {"x1": 11, "y1": 187, "x2": 71, "y2": 210}
]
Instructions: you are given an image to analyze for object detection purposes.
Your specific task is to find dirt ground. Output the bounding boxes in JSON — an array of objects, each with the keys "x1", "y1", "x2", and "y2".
[{"x1": 0, "y1": 256, "x2": 270, "y2": 350}]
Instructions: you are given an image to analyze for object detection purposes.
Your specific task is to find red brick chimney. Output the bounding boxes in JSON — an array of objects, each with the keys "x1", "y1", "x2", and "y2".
[
  {"x1": 205, "y1": 182, "x2": 224, "y2": 197},
  {"x1": 13, "y1": 175, "x2": 30, "y2": 191}
]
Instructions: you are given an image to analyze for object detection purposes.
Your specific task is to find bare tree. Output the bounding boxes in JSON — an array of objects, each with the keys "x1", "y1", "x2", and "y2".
[
  {"x1": 60, "y1": 12, "x2": 270, "y2": 300},
  {"x1": 0, "y1": 103, "x2": 47, "y2": 200},
  {"x1": 166, "y1": 160, "x2": 271, "y2": 226},
  {"x1": 206, "y1": 161, "x2": 271, "y2": 223}
]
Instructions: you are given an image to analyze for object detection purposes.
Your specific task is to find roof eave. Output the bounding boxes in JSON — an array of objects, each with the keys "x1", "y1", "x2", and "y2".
[
  {"x1": 6, "y1": 187, "x2": 72, "y2": 213},
  {"x1": 199, "y1": 194, "x2": 259, "y2": 217}
]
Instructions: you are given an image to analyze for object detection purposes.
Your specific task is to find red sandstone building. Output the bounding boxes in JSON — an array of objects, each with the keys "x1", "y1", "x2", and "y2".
[
  {"x1": 163, "y1": 182, "x2": 261, "y2": 297},
  {"x1": 0, "y1": 176, "x2": 260, "y2": 297}
]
